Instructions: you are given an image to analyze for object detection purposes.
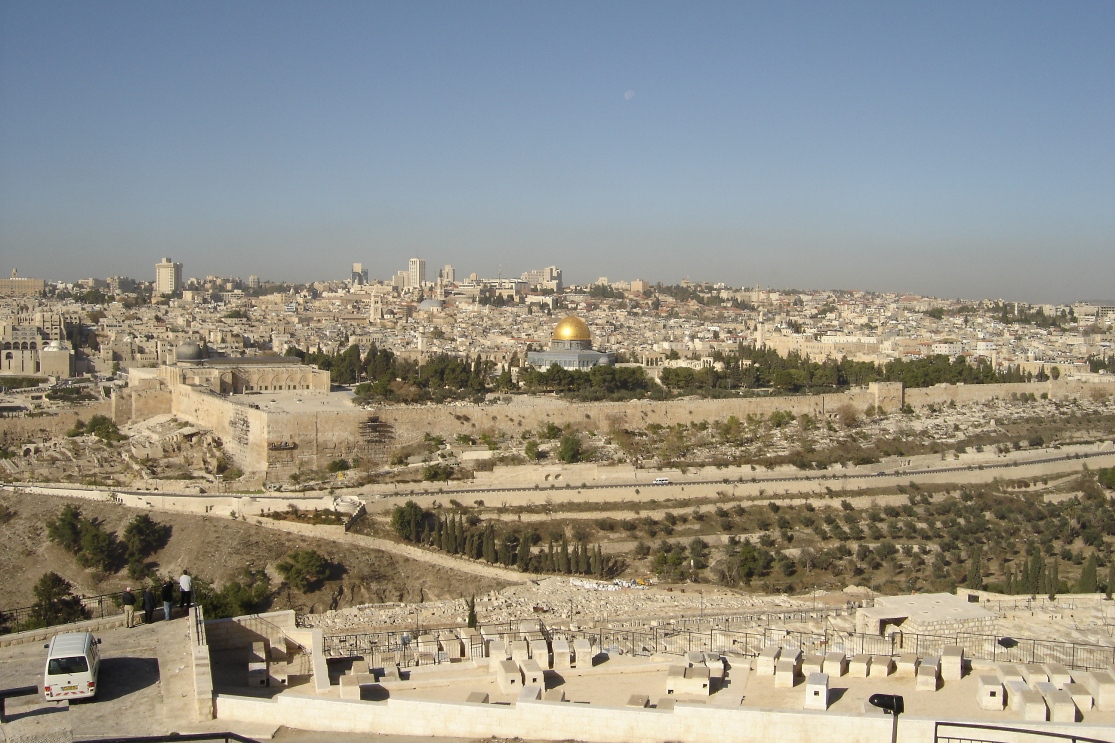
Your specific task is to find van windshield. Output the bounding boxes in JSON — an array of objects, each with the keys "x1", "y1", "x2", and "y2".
[{"x1": 48, "y1": 656, "x2": 88, "y2": 675}]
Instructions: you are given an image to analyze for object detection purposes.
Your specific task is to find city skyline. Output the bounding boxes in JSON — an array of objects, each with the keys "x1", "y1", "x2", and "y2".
[{"x1": 1, "y1": 2, "x2": 1112, "y2": 303}]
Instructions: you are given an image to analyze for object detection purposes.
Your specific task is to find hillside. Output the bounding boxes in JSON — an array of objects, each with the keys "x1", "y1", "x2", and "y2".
[{"x1": 0, "y1": 489, "x2": 508, "y2": 615}]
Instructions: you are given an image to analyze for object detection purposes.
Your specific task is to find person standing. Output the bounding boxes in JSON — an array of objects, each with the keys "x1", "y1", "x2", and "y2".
[
  {"x1": 161, "y1": 578, "x2": 175, "y2": 621},
  {"x1": 178, "y1": 570, "x2": 193, "y2": 609},
  {"x1": 121, "y1": 587, "x2": 137, "y2": 628},
  {"x1": 142, "y1": 585, "x2": 156, "y2": 624}
]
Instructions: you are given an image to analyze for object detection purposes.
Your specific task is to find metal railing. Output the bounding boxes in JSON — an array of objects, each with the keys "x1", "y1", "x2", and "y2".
[
  {"x1": 0, "y1": 593, "x2": 123, "y2": 635},
  {"x1": 935, "y1": 721, "x2": 1112, "y2": 743},
  {"x1": 75, "y1": 735, "x2": 260, "y2": 743}
]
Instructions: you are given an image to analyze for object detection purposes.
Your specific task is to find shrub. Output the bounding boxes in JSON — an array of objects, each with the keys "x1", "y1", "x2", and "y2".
[
  {"x1": 276, "y1": 549, "x2": 332, "y2": 592},
  {"x1": 27, "y1": 572, "x2": 88, "y2": 629},
  {"x1": 327, "y1": 459, "x2": 351, "y2": 473}
]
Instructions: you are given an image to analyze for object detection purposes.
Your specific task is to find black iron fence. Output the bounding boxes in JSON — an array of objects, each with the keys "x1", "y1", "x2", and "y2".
[
  {"x1": 321, "y1": 619, "x2": 1115, "y2": 673},
  {"x1": 0, "y1": 593, "x2": 122, "y2": 635}
]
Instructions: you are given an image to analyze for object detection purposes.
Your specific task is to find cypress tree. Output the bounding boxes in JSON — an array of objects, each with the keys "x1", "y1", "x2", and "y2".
[
  {"x1": 1048, "y1": 558, "x2": 1058, "y2": 600},
  {"x1": 1077, "y1": 555, "x2": 1098, "y2": 593},
  {"x1": 966, "y1": 546, "x2": 982, "y2": 590},
  {"x1": 546, "y1": 539, "x2": 555, "y2": 572},
  {"x1": 1106, "y1": 559, "x2": 1114, "y2": 600},
  {"x1": 516, "y1": 535, "x2": 531, "y2": 571},
  {"x1": 435, "y1": 518, "x2": 444, "y2": 550},
  {"x1": 559, "y1": 535, "x2": 570, "y2": 574}
]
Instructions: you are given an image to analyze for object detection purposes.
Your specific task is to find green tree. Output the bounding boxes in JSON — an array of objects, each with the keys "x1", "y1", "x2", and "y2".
[
  {"x1": 28, "y1": 572, "x2": 88, "y2": 629},
  {"x1": 46, "y1": 505, "x2": 84, "y2": 554},
  {"x1": 122, "y1": 514, "x2": 171, "y2": 562},
  {"x1": 524, "y1": 440, "x2": 540, "y2": 460},
  {"x1": 966, "y1": 546, "x2": 983, "y2": 589},
  {"x1": 327, "y1": 459, "x2": 351, "y2": 473},
  {"x1": 1047, "y1": 558, "x2": 1059, "y2": 600},
  {"x1": 194, "y1": 571, "x2": 271, "y2": 619},
  {"x1": 1077, "y1": 554, "x2": 1098, "y2": 593},
  {"x1": 276, "y1": 549, "x2": 331, "y2": 592},
  {"x1": 557, "y1": 432, "x2": 582, "y2": 463},
  {"x1": 390, "y1": 501, "x2": 429, "y2": 543}
]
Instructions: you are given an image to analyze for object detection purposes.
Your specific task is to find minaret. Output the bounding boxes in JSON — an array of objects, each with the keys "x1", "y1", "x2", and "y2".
[{"x1": 757, "y1": 311, "x2": 766, "y2": 348}]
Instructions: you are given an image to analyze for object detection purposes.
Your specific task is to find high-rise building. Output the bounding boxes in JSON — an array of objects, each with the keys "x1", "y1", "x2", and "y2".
[
  {"x1": 439, "y1": 264, "x2": 455, "y2": 283},
  {"x1": 408, "y1": 258, "x2": 426, "y2": 288},
  {"x1": 155, "y1": 257, "x2": 182, "y2": 296},
  {"x1": 247, "y1": 275, "x2": 261, "y2": 289},
  {"x1": 351, "y1": 263, "x2": 369, "y2": 286}
]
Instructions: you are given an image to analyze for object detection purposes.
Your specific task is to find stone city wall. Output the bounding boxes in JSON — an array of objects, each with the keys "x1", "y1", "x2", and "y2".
[{"x1": 374, "y1": 379, "x2": 1107, "y2": 449}]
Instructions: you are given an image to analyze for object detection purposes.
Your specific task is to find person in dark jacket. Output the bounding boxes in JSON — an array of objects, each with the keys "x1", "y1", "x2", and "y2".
[
  {"x1": 121, "y1": 587, "x2": 137, "y2": 628},
  {"x1": 142, "y1": 586, "x2": 156, "y2": 624},
  {"x1": 161, "y1": 579, "x2": 175, "y2": 621}
]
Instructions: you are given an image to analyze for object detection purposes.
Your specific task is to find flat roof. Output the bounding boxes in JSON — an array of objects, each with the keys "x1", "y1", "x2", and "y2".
[
  {"x1": 233, "y1": 390, "x2": 361, "y2": 414},
  {"x1": 864, "y1": 593, "x2": 993, "y2": 622}
]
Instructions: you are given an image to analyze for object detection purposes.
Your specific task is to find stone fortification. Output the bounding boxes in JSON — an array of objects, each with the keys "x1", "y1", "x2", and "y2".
[{"x1": 111, "y1": 362, "x2": 1111, "y2": 481}]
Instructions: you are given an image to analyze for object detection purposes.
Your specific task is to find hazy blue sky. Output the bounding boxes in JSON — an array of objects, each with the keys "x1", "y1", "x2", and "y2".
[{"x1": 1, "y1": 2, "x2": 1112, "y2": 302}]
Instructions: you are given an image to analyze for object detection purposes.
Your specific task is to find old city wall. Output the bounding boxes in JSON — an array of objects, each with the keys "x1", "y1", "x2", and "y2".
[
  {"x1": 905, "y1": 379, "x2": 1106, "y2": 407},
  {"x1": 172, "y1": 384, "x2": 270, "y2": 473},
  {"x1": 376, "y1": 389, "x2": 876, "y2": 447},
  {"x1": 375, "y1": 378, "x2": 1109, "y2": 447},
  {"x1": 111, "y1": 384, "x2": 173, "y2": 424},
  {"x1": 1, "y1": 402, "x2": 111, "y2": 443}
]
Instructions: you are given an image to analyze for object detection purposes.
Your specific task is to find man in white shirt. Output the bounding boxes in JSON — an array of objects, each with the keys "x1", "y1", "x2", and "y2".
[{"x1": 179, "y1": 570, "x2": 193, "y2": 609}]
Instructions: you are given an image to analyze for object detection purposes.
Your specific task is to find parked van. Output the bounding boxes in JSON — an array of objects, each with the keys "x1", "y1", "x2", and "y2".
[
  {"x1": 43, "y1": 631, "x2": 101, "y2": 701},
  {"x1": 652, "y1": 477, "x2": 670, "y2": 485}
]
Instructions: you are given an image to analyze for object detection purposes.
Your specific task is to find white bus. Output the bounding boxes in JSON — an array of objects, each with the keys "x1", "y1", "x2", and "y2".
[{"x1": 43, "y1": 632, "x2": 101, "y2": 701}]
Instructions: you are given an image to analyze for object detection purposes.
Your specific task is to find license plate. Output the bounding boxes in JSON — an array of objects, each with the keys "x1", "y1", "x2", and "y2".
[{"x1": 63, "y1": 685, "x2": 77, "y2": 691}]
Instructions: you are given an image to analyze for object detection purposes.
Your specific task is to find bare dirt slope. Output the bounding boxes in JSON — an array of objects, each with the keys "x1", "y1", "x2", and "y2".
[{"x1": 0, "y1": 490, "x2": 508, "y2": 613}]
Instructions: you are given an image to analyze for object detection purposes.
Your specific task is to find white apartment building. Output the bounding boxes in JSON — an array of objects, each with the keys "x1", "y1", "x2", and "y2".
[
  {"x1": 155, "y1": 257, "x2": 182, "y2": 295},
  {"x1": 408, "y1": 258, "x2": 426, "y2": 288}
]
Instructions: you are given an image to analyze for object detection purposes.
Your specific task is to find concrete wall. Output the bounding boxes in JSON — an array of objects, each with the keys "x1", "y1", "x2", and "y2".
[
  {"x1": 189, "y1": 605, "x2": 215, "y2": 722},
  {"x1": 213, "y1": 691, "x2": 1115, "y2": 743},
  {"x1": 204, "y1": 609, "x2": 298, "y2": 652}
]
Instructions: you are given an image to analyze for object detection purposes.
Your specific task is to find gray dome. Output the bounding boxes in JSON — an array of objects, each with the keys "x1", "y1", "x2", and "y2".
[
  {"x1": 418, "y1": 299, "x2": 444, "y2": 310},
  {"x1": 175, "y1": 342, "x2": 204, "y2": 361}
]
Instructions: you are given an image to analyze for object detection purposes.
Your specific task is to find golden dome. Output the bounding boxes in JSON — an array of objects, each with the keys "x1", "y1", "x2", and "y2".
[{"x1": 552, "y1": 315, "x2": 591, "y2": 342}]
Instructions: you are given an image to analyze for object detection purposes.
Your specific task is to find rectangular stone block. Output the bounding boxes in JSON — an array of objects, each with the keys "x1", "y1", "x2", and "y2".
[
  {"x1": 998, "y1": 664, "x2": 1025, "y2": 684},
  {"x1": 1045, "y1": 689, "x2": 1077, "y2": 723},
  {"x1": 1022, "y1": 664, "x2": 1049, "y2": 685},
  {"x1": 1064, "y1": 682, "x2": 1093, "y2": 711},
  {"x1": 1034, "y1": 681, "x2": 1058, "y2": 697},
  {"x1": 465, "y1": 691, "x2": 489, "y2": 704},
  {"x1": 869, "y1": 656, "x2": 894, "y2": 677},
  {"x1": 775, "y1": 659, "x2": 797, "y2": 688},
  {"x1": 822, "y1": 652, "x2": 847, "y2": 677},
  {"x1": 543, "y1": 688, "x2": 565, "y2": 702},
  {"x1": 804, "y1": 672, "x2": 829, "y2": 710},
  {"x1": 657, "y1": 697, "x2": 675, "y2": 711},
  {"x1": 552, "y1": 638, "x2": 571, "y2": 670},
  {"x1": 518, "y1": 684, "x2": 542, "y2": 702},
  {"x1": 977, "y1": 675, "x2": 1004, "y2": 711},
  {"x1": 757, "y1": 645, "x2": 781, "y2": 676},
  {"x1": 781, "y1": 647, "x2": 803, "y2": 668},
  {"x1": 686, "y1": 650, "x2": 705, "y2": 666},
  {"x1": 1042, "y1": 663, "x2": 1072, "y2": 689},
  {"x1": 849, "y1": 654, "x2": 870, "y2": 678},
  {"x1": 1083, "y1": 670, "x2": 1115, "y2": 711},
  {"x1": 338, "y1": 674, "x2": 361, "y2": 700},
  {"x1": 519, "y1": 658, "x2": 544, "y2": 689},
  {"x1": 572, "y1": 638, "x2": 593, "y2": 668},
  {"x1": 529, "y1": 639, "x2": 551, "y2": 669},
  {"x1": 940, "y1": 646, "x2": 963, "y2": 681},
  {"x1": 350, "y1": 659, "x2": 369, "y2": 675},
  {"x1": 896, "y1": 654, "x2": 919, "y2": 677},
  {"x1": 510, "y1": 640, "x2": 530, "y2": 663},
  {"x1": 487, "y1": 640, "x2": 509, "y2": 672},
  {"x1": 497, "y1": 659, "x2": 520, "y2": 695},
  {"x1": 1020, "y1": 689, "x2": 1048, "y2": 721},
  {"x1": 1005, "y1": 679, "x2": 1030, "y2": 711},
  {"x1": 627, "y1": 693, "x2": 650, "y2": 708},
  {"x1": 916, "y1": 664, "x2": 939, "y2": 692},
  {"x1": 802, "y1": 654, "x2": 824, "y2": 676}
]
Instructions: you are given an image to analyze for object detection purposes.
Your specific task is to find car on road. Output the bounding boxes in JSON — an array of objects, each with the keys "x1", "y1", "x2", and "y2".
[
  {"x1": 43, "y1": 631, "x2": 101, "y2": 701},
  {"x1": 652, "y1": 477, "x2": 670, "y2": 485}
]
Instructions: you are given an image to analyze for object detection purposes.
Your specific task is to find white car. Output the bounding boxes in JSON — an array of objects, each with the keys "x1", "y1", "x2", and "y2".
[
  {"x1": 43, "y1": 631, "x2": 101, "y2": 701},
  {"x1": 652, "y1": 477, "x2": 670, "y2": 485}
]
